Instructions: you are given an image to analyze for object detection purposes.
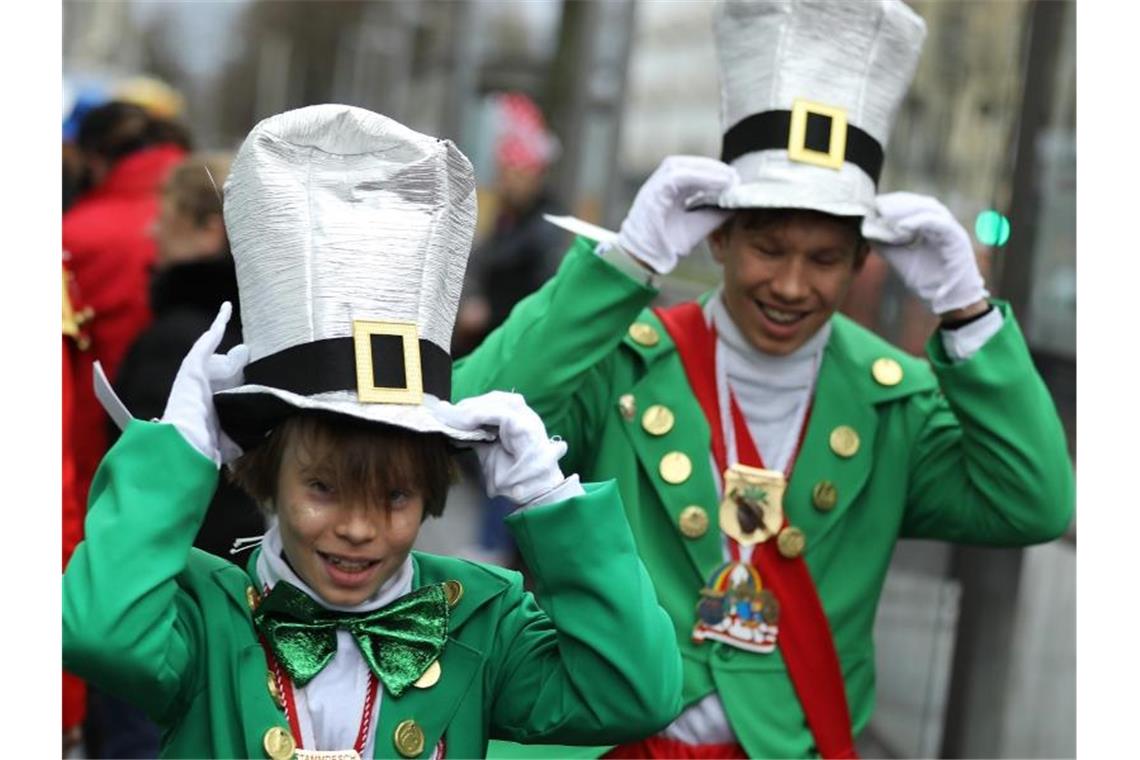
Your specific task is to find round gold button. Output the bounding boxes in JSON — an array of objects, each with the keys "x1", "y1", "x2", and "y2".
[
  {"x1": 394, "y1": 719, "x2": 426, "y2": 758},
  {"x1": 829, "y1": 426, "x2": 860, "y2": 458},
  {"x1": 777, "y1": 526, "x2": 807, "y2": 559},
  {"x1": 659, "y1": 451, "x2": 692, "y2": 484},
  {"x1": 262, "y1": 726, "x2": 295, "y2": 760},
  {"x1": 872, "y1": 357, "x2": 904, "y2": 387},
  {"x1": 246, "y1": 586, "x2": 262, "y2": 612},
  {"x1": 443, "y1": 580, "x2": 464, "y2": 607},
  {"x1": 618, "y1": 393, "x2": 636, "y2": 421},
  {"x1": 628, "y1": 322, "x2": 660, "y2": 347},
  {"x1": 414, "y1": 659, "x2": 442, "y2": 689},
  {"x1": 678, "y1": 505, "x2": 709, "y2": 538},
  {"x1": 266, "y1": 670, "x2": 285, "y2": 710},
  {"x1": 641, "y1": 404, "x2": 675, "y2": 436},
  {"x1": 811, "y1": 481, "x2": 838, "y2": 511}
]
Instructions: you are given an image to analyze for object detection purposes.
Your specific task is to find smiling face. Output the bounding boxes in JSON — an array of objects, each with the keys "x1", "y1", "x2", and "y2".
[
  {"x1": 229, "y1": 412, "x2": 454, "y2": 607},
  {"x1": 709, "y1": 209, "x2": 868, "y2": 356},
  {"x1": 274, "y1": 435, "x2": 424, "y2": 606}
]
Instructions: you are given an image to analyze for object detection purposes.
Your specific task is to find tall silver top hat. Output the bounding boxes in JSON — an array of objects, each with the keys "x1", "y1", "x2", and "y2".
[
  {"x1": 215, "y1": 104, "x2": 492, "y2": 447},
  {"x1": 694, "y1": 0, "x2": 927, "y2": 217}
]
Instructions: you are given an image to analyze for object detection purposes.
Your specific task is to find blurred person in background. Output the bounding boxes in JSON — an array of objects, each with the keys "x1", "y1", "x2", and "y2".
[
  {"x1": 62, "y1": 97, "x2": 190, "y2": 760},
  {"x1": 62, "y1": 100, "x2": 191, "y2": 516},
  {"x1": 114, "y1": 152, "x2": 265, "y2": 561},
  {"x1": 456, "y1": 2, "x2": 1074, "y2": 758},
  {"x1": 62, "y1": 87, "x2": 108, "y2": 211},
  {"x1": 454, "y1": 92, "x2": 566, "y2": 359},
  {"x1": 62, "y1": 259, "x2": 94, "y2": 755}
]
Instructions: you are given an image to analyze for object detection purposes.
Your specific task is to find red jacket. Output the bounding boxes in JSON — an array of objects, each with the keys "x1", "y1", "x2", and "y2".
[
  {"x1": 62, "y1": 145, "x2": 183, "y2": 731},
  {"x1": 62, "y1": 144, "x2": 185, "y2": 525}
]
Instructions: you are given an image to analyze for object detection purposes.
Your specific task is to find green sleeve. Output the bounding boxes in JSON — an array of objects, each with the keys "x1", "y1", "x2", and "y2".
[
  {"x1": 62, "y1": 420, "x2": 218, "y2": 723},
  {"x1": 453, "y1": 237, "x2": 657, "y2": 475},
  {"x1": 901, "y1": 303, "x2": 1075, "y2": 544},
  {"x1": 487, "y1": 481, "x2": 683, "y2": 744}
]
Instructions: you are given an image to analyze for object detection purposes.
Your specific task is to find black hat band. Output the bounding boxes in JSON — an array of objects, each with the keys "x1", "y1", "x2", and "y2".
[
  {"x1": 243, "y1": 325, "x2": 451, "y2": 404},
  {"x1": 720, "y1": 100, "x2": 884, "y2": 184}
]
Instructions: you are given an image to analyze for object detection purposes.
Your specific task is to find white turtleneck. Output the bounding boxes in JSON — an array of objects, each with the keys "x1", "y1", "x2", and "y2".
[
  {"x1": 255, "y1": 522, "x2": 413, "y2": 757},
  {"x1": 708, "y1": 289, "x2": 830, "y2": 474}
]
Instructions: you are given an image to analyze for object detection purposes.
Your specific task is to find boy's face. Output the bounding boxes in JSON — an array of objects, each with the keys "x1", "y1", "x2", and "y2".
[
  {"x1": 274, "y1": 435, "x2": 424, "y2": 607},
  {"x1": 709, "y1": 210, "x2": 867, "y2": 356}
]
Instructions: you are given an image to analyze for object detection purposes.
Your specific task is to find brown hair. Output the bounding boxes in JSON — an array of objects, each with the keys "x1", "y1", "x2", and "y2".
[
  {"x1": 228, "y1": 411, "x2": 456, "y2": 519},
  {"x1": 727, "y1": 207, "x2": 867, "y2": 260},
  {"x1": 164, "y1": 152, "x2": 232, "y2": 227}
]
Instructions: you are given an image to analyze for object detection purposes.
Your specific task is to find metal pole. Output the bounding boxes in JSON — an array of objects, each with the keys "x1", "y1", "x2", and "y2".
[
  {"x1": 544, "y1": 0, "x2": 602, "y2": 211},
  {"x1": 939, "y1": 3, "x2": 1068, "y2": 756}
]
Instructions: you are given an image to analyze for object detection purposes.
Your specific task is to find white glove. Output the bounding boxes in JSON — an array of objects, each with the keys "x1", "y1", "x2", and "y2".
[
  {"x1": 433, "y1": 391, "x2": 581, "y2": 507},
  {"x1": 161, "y1": 302, "x2": 250, "y2": 467},
  {"x1": 617, "y1": 156, "x2": 738, "y2": 274},
  {"x1": 862, "y1": 192, "x2": 989, "y2": 315}
]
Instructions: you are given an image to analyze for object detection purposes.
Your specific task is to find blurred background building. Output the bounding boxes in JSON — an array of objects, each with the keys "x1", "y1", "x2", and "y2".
[{"x1": 64, "y1": 1, "x2": 1076, "y2": 757}]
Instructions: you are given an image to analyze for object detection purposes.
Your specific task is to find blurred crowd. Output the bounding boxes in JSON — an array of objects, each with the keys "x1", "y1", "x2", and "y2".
[{"x1": 61, "y1": 78, "x2": 568, "y2": 759}]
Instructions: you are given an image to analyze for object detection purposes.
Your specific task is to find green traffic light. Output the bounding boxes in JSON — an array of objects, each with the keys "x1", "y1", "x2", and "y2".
[{"x1": 974, "y1": 209, "x2": 1011, "y2": 247}]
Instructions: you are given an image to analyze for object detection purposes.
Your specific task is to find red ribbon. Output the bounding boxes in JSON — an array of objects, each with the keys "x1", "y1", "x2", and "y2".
[{"x1": 655, "y1": 302, "x2": 858, "y2": 759}]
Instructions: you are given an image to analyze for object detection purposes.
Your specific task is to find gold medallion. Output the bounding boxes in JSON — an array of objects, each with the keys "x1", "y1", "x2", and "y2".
[
  {"x1": 718, "y1": 464, "x2": 786, "y2": 546},
  {"x1": 872, "y1": 357, "x2": 904, "y2": 386},
  {"x1": 659, "y1": 452, "x2": 693, "y2": 484},
  {"x1": 641, "y1": 404, "x2": 675, "y2": 436},
  {"x1": 829, "y1": 425, "x2": 860, "y2": 458},
  {"x1": 414, "y1": 659, "x2": 441, "y2": 689},
  {"x1": 393, "y1": 720, "x2": 425, "y2": 758},
  {"x1": 442, "y1": 580, "x2": 463, "y2": 607},
  {"x1": 628, "y1": 322, "x2": 660, "y2": 347},
  {"x1": 811, "y1": 481, "x2": 838, "y2": 511},
  {"x1": 262, "y1": 726, "x2": 296, "y2": 760},
  {"x1": 678, "y1": 505, "x2": 709, "y2": 539},
  {"x1": 246, "y1": 586, "x2": 262, "y2": 612},
  {"x1": 618, "y1": 393, "x2": 636, "y2": 421},
  {"x1": 777, "y1": 526, "x2": 807, "y2": 558}
]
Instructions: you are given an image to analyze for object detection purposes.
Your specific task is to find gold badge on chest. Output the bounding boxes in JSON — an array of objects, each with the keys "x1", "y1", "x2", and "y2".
[{"x1": 718, "y1": 463, "x2": 786, "y2": 545}]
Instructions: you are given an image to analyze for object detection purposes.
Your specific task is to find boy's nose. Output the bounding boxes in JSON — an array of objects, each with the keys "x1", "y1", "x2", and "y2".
[
  {"x1": 334, "y1": 503, "x2": 380, "y2": 544},
  {"x1": 769, "y1": 257, "x2": 810, "y2": 302}
]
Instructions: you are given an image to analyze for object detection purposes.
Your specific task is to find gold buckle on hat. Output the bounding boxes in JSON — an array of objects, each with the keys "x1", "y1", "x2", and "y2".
[
  {"x1": 352, "y1": 320, "x2": 424, "y2": 405},
  {"x1": 787, "y1": 98, "x2": 848, "y2": 171}
]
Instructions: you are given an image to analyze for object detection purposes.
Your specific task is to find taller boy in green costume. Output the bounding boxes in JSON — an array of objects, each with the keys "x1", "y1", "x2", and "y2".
[
  {"x1": 454, "y1": 1, "x2": 1074, "y2": 757},
  {"x1": 63, "y1": 105, "x2": 682, "y2": 759}
]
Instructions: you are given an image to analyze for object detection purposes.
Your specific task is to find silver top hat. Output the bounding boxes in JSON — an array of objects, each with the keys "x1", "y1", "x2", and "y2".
[
  {"x1": 692, "y1": 0, "x2": 926, "y2": 217},
  {"x1": 215, "y1": 104, "x2": 492, "y2": 447}
]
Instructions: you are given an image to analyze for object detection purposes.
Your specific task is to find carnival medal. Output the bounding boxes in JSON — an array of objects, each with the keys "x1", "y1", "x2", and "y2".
[
  {"x1": 719, "y1": 463, "x2": 786, "y2": 546},
  {"x1": 692, "y1": 561, "x2": 780, "y2": 653}
]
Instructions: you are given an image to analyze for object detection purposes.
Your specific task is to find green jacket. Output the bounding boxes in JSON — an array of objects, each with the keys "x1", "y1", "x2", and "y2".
[
  {"x1": 453, "y1": 237, "x2": 1075, "y2": 758},
  {"x1": 63, "y1": 420, "x2": 683, "y2": 759}
]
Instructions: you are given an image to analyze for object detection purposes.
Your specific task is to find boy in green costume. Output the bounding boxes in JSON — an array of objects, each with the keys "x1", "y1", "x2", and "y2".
[
  {"x1": 454, "y1": 1, "x2": 1074, "y2": 757},
  {"x1": 63, "y1": 104, "x2": 683, "y2": 759}
]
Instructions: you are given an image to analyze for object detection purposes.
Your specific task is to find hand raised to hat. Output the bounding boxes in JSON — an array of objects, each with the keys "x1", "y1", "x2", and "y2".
[
  {"x1": 617, "y1": 156, "x2": 738, "y2": 274},
  {"x1": 161, "y1": 302, "x2": 249, "y2": 467},
  {"x1": 432, "y1": 391, "x2": 583, "y2": 507},
  {"x1": 862, "y1": 192, "x2": 990, "y2": 317}
]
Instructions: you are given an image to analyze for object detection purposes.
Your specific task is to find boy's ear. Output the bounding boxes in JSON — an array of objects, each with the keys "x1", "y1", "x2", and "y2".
[{"x1": 709, "y1": 219, "x2": 732, "y2": 265}]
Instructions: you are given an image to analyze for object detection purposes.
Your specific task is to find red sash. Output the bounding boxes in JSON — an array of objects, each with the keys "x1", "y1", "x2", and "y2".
[
  {"x1": 655, "y1": 302, "x2": 858, "y2": 760},
  {"x1": 603, "y1": 735, "x2": 748, "y2": 759}
]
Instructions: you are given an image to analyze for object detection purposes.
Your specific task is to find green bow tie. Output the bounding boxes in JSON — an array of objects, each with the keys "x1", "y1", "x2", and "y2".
[{"x1": 253, "y1": 580, "x2": 449, "y2": 697}]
